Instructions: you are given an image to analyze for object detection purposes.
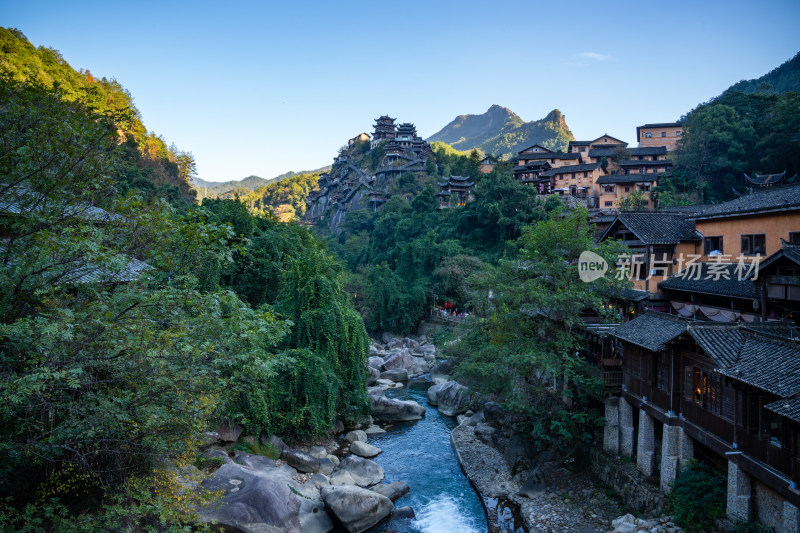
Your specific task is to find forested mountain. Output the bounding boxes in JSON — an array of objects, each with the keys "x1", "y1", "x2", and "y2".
[
  {"x1": 657, "y1": 51, "x2": 800, "y2": 205},
  {"x1": 723, "y1": 51, "x2": 800, "y2": 95},
  {"x1": 191, "y1": 166, "x2": 331, "y2": 198},
  {"x1": 427, "y1": 105, "x2": 574, "y2": 158},
  {"x1": 0, "y1": 27, "x2": 196, "y2": 204}
]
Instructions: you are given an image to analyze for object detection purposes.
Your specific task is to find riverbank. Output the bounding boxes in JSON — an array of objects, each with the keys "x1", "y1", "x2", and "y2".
[{"x1": 451, "y1": 423, "x2": 623, "y2": 533}]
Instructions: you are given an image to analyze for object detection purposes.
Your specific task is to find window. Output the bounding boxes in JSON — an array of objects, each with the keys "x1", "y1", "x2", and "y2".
[
  {"x1": 605, "y1": 201, "x2": 613, "y2": 207},
  {"x1": 741, "y1": 234, "x2": 766, "y2": 255},
  {"x1": 645, "y1": 132, "x2": 652, "y2": 138},
  {"x1": 624, "y1": 186, "x2": 630, "y2": 192},
  {"x1": 676, "y1": 130, "x2": 682, "y2": 136},
  {"x1": 685, "y1": 366, "x2": 721, "y2": 415},
  {"x1": 789, "y1": 232, "x2": 800, "y2": 244},
  {"x1": 661, "y1": 131, "x2": 667, "y2": 137},
  {"x1": 703, "y1": 236, "x2": 724, "y2": 255}
]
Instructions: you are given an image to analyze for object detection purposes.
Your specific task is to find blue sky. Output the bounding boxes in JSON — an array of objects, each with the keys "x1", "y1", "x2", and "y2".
[{"x1": 3, "y1": 0, "x2": 800, "y2": 182}]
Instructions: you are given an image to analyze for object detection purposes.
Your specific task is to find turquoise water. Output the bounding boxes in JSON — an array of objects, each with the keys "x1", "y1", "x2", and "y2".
[{"x1": 364, "y1": 378, "x2": 487, "y2": 533}]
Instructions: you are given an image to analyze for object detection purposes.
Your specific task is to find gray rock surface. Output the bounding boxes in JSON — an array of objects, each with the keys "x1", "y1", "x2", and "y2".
[
  {"x1": 436, "y1": 381, "x2": 473, "y2": 417},
  {"x1": 299, "y1": 498, "x2": 334, "y2": 533},
  {"x1": 198, "y1": 463, "x2": 301, "y2": 533},
  {"x1": 330, "y1": 469, "x2": 356, "y2": 485},
  {"x1": 368, "y1": 356, "x2": 384, "y2": 369},
  {"x1": 344, "y1": 430, "x2": 367, "y2": 443},
  {"x1": 370, "y1": 481, "x2": 410, "y2": 501},
  {"x1": 309, "y1": 446, "x2": 328, "y2": 459},
  {"x1": 426, "y1": 383, "x2": 444, "y2": 406},
  {"x1": 430, "y1": 360, "x2": 453, "y2": 384},
  {"x1": 370, "y1": 394, "x2": 425, "y2": 422},
  {"x1": 336, "y1": 455, "x2": 385, "y2": 487},
  {"x1": 368, "y1": 366, "x2": 380, "y2": 386},
  {"x1": 202, "y1": 446, "x2": 233, "y2": 465},
  {"x1": 364, "y1": 425, "x2": 386, "y2": 436},
  {"x1": 392, "y1": 506, "x2": 416, "y2": 519},
  {"x1": 283, "y1": 448, "x2": 320, "y2": 474},
  {"x1": 215, "y1": 420, "x2": 243, "y2": 442},
  {"x1": 380, "y1": 368, "x2": 409, "y2": 381},
  {"x1": 321, "y1": 485, "x2": 393, "y2": 533},
  {"x1": 381, "y1": 349, "x2": 415, "y2": 372},
  {"x1": 350, "y1": 440, "x2": 383, "y2": 458},
  {"x1": 233, "y1": 452, "x2": 275, "y2": 471}
]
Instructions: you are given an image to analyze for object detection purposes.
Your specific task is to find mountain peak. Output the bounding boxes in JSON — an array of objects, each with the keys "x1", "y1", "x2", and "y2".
[{"x1": 427, "y1": 106, "x2": 573, "y2": 157}]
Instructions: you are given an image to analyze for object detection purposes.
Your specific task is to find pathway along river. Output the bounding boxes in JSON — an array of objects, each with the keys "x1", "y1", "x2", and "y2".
[{"x1": 363, "y1": 377, "x2": 486, "y2": 533}]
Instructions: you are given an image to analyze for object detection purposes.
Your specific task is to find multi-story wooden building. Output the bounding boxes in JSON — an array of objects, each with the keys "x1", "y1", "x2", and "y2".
[
  {"x1": 597, "y1": 174, "x2": 659, "y2": 209},
  {"x1": 606, "y1": 312, "x2": 800, "y2": 532},
  {"x1": 636, "y1": 122, "x2": 683, "y2": 151},
  {"x1": 436, "y1": 175, "x2": 475, "y2": 208}
]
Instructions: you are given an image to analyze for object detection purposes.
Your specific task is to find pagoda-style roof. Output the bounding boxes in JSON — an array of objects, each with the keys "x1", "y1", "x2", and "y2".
[
  {"x1": 395, "y1": 123, "x2": 417, "y2": 135},
  {"x1": 519, "y1": 144, "x2": 554, "y2": 154},
  {"x1": 375, "y1": 115, "x2": 396, "y2": 123},
  {"x1": 692, "y1": 183, "x2": 800, "y2": 221},
  {"x1": 744, "y1": 170, "x2": 795, "y2": 186}
]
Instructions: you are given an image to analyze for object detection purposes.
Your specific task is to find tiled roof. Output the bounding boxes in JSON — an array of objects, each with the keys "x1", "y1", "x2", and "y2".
[
  {"x1": 630, "y1": 147, "x2": 668, "y2": 156},
  {"x1": 598, "y1": 212, "x2": 702, "y2": 245},
  {"x1": 618, "y1": 159, "x2": 672, "y2": 167},
  {"x1": 658, "y1": 263, "x2": 757, "y2": 299},
  {"x1": 719, "y1": 331, "x2": 800, "y2": 397},
  {"x1": 692, "y1": 184, "x2": 800, "y2": 220},
  {"x1": 766, "y1": 396, "x2": 800, "y2": 424},
  {"x1": 749, "y1": 240, "x2": 800, "y2": 277},
  {"x1": 610, "y1": 312, "x2": 687, "y2": 351},
  {"x1": 687, "y1": 325, "x2": 745, "y2": 367},
  {"x1": 540, "y1": 163, "x2": 601, "y2": 177},
  {"x1": 516, "y1": 152, "x2": 580, "y2": 162},
  {"x1": 638, "y1": 122, "x2": 682, "y2": 129},
  {"x1": 569, "y1": 141, "x2": 591, "y2": 146},
  {"x1": 596, "y1": 174, "x2": 659, "y2": 185},
  {"x1": 744, "y1": 171, "x2": 790, "y2": 185},
  {"x1": 63, "y1": 256, "x2": 153, "y2": 284}
]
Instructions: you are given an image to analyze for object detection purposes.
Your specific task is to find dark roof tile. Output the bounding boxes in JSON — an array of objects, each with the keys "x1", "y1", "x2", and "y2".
[
  {"x1": 598, "y1": 212, "x2": 701, "y2": 245},
  {"x1": 610, "y1": 312, "x2": 687, "y2": 351},
  {"x1": 692, "y1": 184, "x2": 800, "y2": 220},
  {"x1": 658, "y1": 263, "x2": 757, "y2": 299}
]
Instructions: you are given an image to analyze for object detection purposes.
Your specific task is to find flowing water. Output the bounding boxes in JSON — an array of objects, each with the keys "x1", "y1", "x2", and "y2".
[{"x1": 363, "y1": 377, "x2": 488, "y2": 533}]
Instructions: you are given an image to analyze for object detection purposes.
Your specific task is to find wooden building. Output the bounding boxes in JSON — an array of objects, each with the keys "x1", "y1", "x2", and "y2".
[
  {"x1": 372, "y1": 115, "x2": 396, "y2": 146},
  {"x1": 597, "y1": 212, "x2": 702, "y2": 294},
  {"x1": 597, "y1": 173, "x2": 659, "y2": 209},
  {"x1": 637, "y1": 122, "x2": 683, "y2": 151},
  {"x1": 436, "y1": 175, "x2": 475, "y2": 208},
  {"x1": 606, "y1": 312, "x2": 800, "y2": 531}
]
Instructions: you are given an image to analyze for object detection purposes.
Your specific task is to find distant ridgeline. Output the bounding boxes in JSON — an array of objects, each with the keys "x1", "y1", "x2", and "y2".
[
  {"x1": 304, "y1": 117, "x2": 436, "y2": 230},
  {"x1": 426, "y1": 105, "x2": 574, "y2": 159}
]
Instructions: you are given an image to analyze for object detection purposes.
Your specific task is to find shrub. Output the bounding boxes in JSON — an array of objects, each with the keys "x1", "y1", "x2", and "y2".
[{"x1": 667, "y1": 459, "x2": 726, "y2": 531}]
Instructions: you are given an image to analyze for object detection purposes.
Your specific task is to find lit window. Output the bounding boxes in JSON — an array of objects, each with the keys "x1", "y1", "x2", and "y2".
[
  {"x1": 676, "y1": 131, "x2": 682, "y2": 136},
  {"x1": 645, "y1": 132, "x2": 652, "y2": 138}
]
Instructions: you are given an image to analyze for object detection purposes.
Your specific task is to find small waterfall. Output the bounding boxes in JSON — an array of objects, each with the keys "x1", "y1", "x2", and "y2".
[{"x1": 414, "y1": 494, "x2": 483, "y2": 533}]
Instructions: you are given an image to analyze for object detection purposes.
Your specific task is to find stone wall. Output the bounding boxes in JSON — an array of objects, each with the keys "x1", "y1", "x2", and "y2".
[
  {"x1": 755, "y1": 480, "x2": 785, "y2": 533},
  {"x1": 590, "y1": 447, "x2": 665, "y2": 515}
]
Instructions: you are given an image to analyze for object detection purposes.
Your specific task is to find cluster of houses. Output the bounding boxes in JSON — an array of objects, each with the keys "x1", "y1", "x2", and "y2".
[
  {"x1": 585, "y1": 181, "x2": 800, "y2": 531},
  {"x1": 474, "y1": 122, "x2": 683, "y2": 211}
]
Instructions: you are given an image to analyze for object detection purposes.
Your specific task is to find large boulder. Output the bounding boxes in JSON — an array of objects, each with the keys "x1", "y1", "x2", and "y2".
[
  {"x1": 283, "y1": 448, "x2": 320, "y2": 474},
  {"x1": 367, "y1": 366, "x2": 380, "y2": 386},
  {"x1": 381, "y1": 332, "x2": 398, "y2": 345},
  {"x1": 202, "y1": 446, "x2": 233, "y2": 465},
  {"x1": 321, "y1": 485, "x2": 393, "y2": 533},
  {"x1": 386, "y1": 338, "x2": 403, "y2": 350},
  {"x1": 299, "y1": 498, "x2": 334, "y2": 533},
  {"x1": 309, "y1": 446, "x2": 328, "y2": 459},
  {"x1": 519, "y1": 466, "x2": 546, "y2": 498},
  {"x1": 426, "y1": 383, "x2": 444, "y2": 406},
  {"x1": 403, "y1": 337, "x2": 420, "y2": 351},
  {"x1": 370, "y1": 481, "x2": 409, "y2": 501},
  {"x1": 368, "y1": 356, "x2": 384, "y2": 369},
  {"x1": 344, "y1": 430, "x2": 367, "y2": 443},
  {"x1": 233, "y1": 452, "x2": 275, "y2": 471},
  {"x1": 215, "y1": 420, "x2": 243, "y2": 442},
  {"x1": 430, "y1": 360, "x2": 453, "y2": 384},
  {"x1": 370, "y1": 394, "x2": 425, "y2": 422},
  {"x1": 381, "y1": 349, "x2": 415, "y2": 372},
  {"x1": 483, "y1": 401, "x2": 507, "y2": 428},
  {"x1": 436, "y1": 381, "x2": 473, "y2": 417},
  {"x1": 336, "y1": 456, "x2": 384, "y2": 487},
  {"x1": 198, "y1": 463, "x2": 301, "y2": 533},
  {"x1": 350, "y1": 441, "x2": 382, "y2": 458},
  {"x1": 380, "y1": 368, "x2": 409, "y2": 382}
]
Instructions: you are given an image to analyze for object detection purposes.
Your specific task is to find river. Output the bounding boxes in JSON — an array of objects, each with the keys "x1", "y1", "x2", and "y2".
[{"x1": 364, "y1": 377, "x2": 487, "y2": 533}]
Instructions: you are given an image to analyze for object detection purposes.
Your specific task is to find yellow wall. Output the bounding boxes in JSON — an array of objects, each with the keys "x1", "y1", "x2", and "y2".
[
  {"x1": 639, "y1": 126, "x2": 682, "y2": 150},
  {"x1": 694, "y1": 212, "x2": 800, "y2": 261}
]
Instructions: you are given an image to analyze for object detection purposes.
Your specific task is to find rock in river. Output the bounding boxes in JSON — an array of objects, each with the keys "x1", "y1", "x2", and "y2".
[
  {"x1": 370, "y1": 393, "x2": 425, "y2": 422},
  {"x1": 350, "y1": 440, "x2": 382, "y2": 458},
  {"x1": 321, "y1": 485, "x2": 393, "y2": 533},
  {"x1": 436, "y1": 381, "x2": 473, "y2": 417},
  {"x1": 380, "y1": 368, "x2": 409, "y2": 382},
  {"x1": 336, "y1": 455, "x2": 385, "y2": 487},
  {"x1": 426, "y1": 383, "x2": 444, "y2": 406},
  {"x1": 370, "y1": 481, "x2": 410, "y2": 501}
]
